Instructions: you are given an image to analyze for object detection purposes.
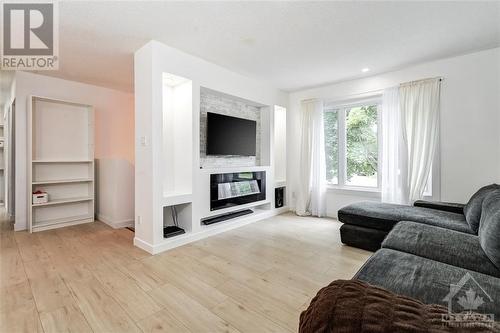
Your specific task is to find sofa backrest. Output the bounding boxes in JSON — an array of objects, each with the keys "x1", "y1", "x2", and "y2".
[
  {"x1": 478, "y1": 190, "x2": 500, "y2": 270},
  {"x1": 464, "y1": 184, "x2": 500, "y2": 233}
]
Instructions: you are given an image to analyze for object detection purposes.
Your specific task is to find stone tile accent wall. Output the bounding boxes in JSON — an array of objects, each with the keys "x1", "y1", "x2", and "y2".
[{"x1": 200, "y1": 89, "x2": 261, "y2": 168}]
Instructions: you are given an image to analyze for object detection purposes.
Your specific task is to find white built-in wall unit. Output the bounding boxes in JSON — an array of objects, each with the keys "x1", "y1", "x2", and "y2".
[
  {"x1": 134, "y1": 40, "x2": 288, "y2": 254},
  {"x1": 28, "y1": 96, "x2": 95, "y2": 232}
]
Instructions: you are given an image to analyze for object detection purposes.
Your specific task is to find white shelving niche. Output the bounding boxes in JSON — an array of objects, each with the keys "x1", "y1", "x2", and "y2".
[
  {"x1": 161, "y1": 73, "x2": 194, "y2": 239},
  {"x1": 28, "y1": 96, "x2": 95, "y2": 232}
]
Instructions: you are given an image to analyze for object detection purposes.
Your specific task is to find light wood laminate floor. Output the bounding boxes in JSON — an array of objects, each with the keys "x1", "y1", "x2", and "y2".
[{"x1": 0, "y1": 212, "x2": 371, "y2": 333}]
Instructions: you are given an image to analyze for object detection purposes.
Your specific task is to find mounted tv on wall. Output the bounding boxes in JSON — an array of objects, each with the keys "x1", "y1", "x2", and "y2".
[{"x1": 206, "y1": 112, "x2": 257, "y2": 156}]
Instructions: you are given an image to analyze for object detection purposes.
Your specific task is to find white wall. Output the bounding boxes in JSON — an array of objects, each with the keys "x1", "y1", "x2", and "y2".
[
  {"x1": 1, "y1": 71, "x2": 16, "y2": 114},
  {"x1": 134, "y1": 41, "x2": 288, "y2": 252},
  {"x1": 14, "y1": 71, "x2": 135, "y2": 230},
  {"x1": 95, "y1": 158, "x2": 134, "y2": 228},
  {"x1": 2, "y1": 73, "x2": 16, "y2": 217},
  {"x1": 288, "y1": 48, "x2": 500, "y2": 217}
]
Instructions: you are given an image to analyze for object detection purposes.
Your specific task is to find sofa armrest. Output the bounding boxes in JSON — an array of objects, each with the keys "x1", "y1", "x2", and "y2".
[{"x1": 413, "y1": 200, "x2": 465, "y2": 214}]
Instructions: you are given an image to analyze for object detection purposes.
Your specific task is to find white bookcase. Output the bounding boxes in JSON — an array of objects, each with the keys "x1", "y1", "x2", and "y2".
[{"x1": 28, "y1": 96, "x2": 95, "y2": 232}]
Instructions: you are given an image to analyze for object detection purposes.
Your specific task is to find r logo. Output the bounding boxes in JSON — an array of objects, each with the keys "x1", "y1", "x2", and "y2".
[{"x1": 3, "y1": 3, "x2": 54, "y2": 56}]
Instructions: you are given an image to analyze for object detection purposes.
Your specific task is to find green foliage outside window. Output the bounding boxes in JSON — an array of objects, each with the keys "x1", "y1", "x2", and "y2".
[
  {"x1": 324, "y1": 105, "x2": 378, "y2": 184},
  {"x1": 346, "y1": 105, "x2": 378, "y2": 181}
]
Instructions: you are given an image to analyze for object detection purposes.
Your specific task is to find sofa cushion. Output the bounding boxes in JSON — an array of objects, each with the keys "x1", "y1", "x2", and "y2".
[
  {"x1": 413, "y1": 200, "x2": 465, "y2": 214},
  {"x1": 382, "y1": 221, "x2": 500, "y2": 277},
  {"x1": 338, "y1": 201, "x2": 472, "y2": 233},
  {"x1": 355, "y1": 249, "x2": 500, "y2": 319},
  {"x1": 464, "y1": 184, "x2": 500, "y2": 233},
  {"x1": 479, "y1": 190, "x2": 500, "y2": 270},
  {"x1": 300, "y1": 280, "x2": 469, "y2": 333}
]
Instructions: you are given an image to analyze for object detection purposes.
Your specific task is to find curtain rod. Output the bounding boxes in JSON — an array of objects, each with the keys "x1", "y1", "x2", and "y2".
[
  {"x1": 313, "y1": 76, "x2": 445, "y2": 104},
  {"x1": 400, "y1": 76, "x2": 444, "y2": 86}
]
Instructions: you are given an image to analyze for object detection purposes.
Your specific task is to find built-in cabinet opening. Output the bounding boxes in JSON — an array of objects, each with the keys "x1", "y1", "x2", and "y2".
[
  {"x1": 162, "y1": 73, "x2": 193, "y2": 201},
  {"x1": 273, "y1": 105, "x2": 286, "y2": 185},
  {"x1": 163, "y1": 203, "x2": 192, "y2": 238},
  {"x1": 160, "y1": 73, "x2": 194, "y2": 240}
]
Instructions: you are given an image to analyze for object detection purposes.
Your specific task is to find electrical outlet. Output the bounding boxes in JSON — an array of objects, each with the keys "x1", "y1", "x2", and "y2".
[
  {"x1": 140, "y1": 136, "x2": 147, "y2": 146},
  {"x1": 137, "y1": 215, "x2": 141, "y2": 224}
]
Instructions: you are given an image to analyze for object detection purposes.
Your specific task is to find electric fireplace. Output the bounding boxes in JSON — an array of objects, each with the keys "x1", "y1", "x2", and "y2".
[{"x1": 210, "y1": 171, "x2": 266, "y2": 211}]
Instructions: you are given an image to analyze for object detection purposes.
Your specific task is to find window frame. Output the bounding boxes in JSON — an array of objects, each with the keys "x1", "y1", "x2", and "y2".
[
  {"x1": 323, "y1": 95, "x2": 440, "y2": 200},
  {"x1": 324, "y1": 96, "x2": 382, "y2": 192}
]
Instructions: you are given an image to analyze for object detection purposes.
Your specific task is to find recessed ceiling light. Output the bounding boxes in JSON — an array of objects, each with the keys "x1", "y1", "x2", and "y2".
[{"x1": 362, "y1": 68, "x2": 370, "y2": 73}]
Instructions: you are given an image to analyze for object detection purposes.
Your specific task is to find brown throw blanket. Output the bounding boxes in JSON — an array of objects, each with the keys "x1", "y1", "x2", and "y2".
[{"x1": 299, "y1": 280, "x2": 498, "y2": 333}]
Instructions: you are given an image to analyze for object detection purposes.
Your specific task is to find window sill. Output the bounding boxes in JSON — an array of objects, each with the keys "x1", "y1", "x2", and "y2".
[{"x1": 326, "y1": 185, "x2": 381, "y2": 198}]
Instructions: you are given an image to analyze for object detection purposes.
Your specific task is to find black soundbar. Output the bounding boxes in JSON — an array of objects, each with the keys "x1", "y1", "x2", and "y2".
[{"x1": 201, "y1": 209, "x2": 253, "y2": 225}]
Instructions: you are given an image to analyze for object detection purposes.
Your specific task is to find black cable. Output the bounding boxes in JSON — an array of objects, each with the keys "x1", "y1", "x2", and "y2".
[{"x1": 171, "y1": 206, "x2": 178, "y2": 227}]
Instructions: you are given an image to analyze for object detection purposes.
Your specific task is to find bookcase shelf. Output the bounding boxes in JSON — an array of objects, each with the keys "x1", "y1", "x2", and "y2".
[
  {"x1": 28, "y1": 96, "x2": 95, "y2": 232},
  {"x1": 32, "y1": 214, "x2": 94, "y2": 232},
  {"x1": 32, "y1": 178, "x2": 93, "y2": 185},
  {"x1": 32, "y1": 159, "x2": 93, "y2": 163},
  {"x1": 32, "y1": 197, "x2": 94, "y2": 207}
]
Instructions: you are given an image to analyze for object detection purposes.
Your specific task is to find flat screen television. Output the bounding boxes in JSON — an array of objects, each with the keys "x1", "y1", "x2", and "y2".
[{"x1": 206, "y1": 112, "x2": 256, "y2": 156}]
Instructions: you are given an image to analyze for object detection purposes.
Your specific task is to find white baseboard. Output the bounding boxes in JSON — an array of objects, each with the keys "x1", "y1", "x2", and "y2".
[
  {"x1": 97, "y1": 213, "x2": 134, "y2": 229},
  {"x1": 14, "y1": 222, "x2": 27, "y2": 231},
  {"x1": 133, "y1": 237, "x2": 155, "y2": 253},
  {"x1": 274, "y1": 206, "x2": 290, "y2": 214},
  {"x1": 13, "y1": 215, "x2": 28, "y2": 231}
]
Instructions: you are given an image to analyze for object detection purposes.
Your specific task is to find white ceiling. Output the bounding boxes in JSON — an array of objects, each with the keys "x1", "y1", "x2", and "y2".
[{"x1": 32, "y1": 1, "x2": 500, "y2": 93}]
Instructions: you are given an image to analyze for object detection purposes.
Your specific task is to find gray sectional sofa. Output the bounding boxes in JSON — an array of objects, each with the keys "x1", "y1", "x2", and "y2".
[
  {"x1": 338, "y1": 201, "x2": 472, "y2": 251},
  {"x1": 338, "y1": 184, "x2": 499, "y2": 251},
  {"x1": 338, "y1": 184, "x2": 500, "y2": 319}
]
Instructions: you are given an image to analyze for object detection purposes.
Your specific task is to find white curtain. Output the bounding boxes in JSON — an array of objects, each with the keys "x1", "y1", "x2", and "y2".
[
  {"x1": 295, "y1": 99, "x2": 326, "y2": 217},
  {"x1": 400, "y1": 78, "x2": 441, "y2": 202},
  {"x1": 381, "y1": 87, "x2": 408, "y2": 204}
]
